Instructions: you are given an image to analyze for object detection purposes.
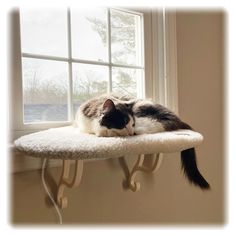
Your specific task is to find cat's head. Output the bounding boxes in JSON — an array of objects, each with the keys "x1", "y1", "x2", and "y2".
[{"x1": 100, "y1": 99, "x2": 135, "y2": 137}]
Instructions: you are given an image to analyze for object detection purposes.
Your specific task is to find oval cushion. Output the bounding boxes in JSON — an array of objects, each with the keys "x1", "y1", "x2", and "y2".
[{"x1": 14, "y1": 126, "x2": 204, "y2": 160}]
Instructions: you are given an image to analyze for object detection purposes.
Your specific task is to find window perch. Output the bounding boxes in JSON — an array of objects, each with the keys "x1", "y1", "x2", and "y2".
[{"x1": 14, "y1": 126, "x2": 203, "y2": 209}]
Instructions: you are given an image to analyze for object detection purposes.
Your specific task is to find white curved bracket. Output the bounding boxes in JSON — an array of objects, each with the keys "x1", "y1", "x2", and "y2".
[
  {"x1": 57, "y1": 160, "x2": 83, "y2": 209},
  {"x1": 128, "y1": 153, "x2": 163, "y2": 192},
  {"x1": 56, "y1": 154, "x2": 162, "y2": 209}
]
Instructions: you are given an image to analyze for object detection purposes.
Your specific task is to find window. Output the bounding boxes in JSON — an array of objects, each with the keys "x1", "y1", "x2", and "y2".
[
  {"x1": 11, "y1": 8, "x2": 178, "y2": 139},
  {"x1": 20, "y1": 8, "x2": 144, "y2": 124}
]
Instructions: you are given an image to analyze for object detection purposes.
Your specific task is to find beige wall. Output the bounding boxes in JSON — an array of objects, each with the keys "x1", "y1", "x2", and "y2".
[
  {"x1": 11, "y1": 10, "x2": 225, "y2": 225},
  {"x1": 175, "y1": 10, "x2": 225, "y2": 223}
]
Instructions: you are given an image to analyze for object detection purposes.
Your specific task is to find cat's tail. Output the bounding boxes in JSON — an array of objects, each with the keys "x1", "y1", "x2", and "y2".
[
  {"x1": 180, "y1": 121, "x2": 210, "y2": 190},
  {"x1": 181, "y1": 148, "x2": 210, "y2": 190}
]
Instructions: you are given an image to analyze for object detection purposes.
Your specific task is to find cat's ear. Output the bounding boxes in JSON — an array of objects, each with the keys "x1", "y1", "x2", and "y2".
[{"x1": 103, "y1": 99, "x2": 116, "y2": 114}]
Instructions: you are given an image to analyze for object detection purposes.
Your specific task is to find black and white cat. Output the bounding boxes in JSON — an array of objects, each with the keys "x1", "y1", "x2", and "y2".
[{"x1": 75, "y1": 94, "x2": 210, "y2": 190}]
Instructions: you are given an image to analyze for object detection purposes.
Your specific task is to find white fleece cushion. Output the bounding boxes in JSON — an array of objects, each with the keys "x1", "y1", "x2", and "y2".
[{"x1": 14, "y1": 126, "x2": 203, "y2": 160}]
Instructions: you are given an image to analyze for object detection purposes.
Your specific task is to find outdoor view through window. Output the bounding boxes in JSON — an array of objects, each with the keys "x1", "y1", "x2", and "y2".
[{"x1": 20, "y1": 8, "x2": 143, "y2": 123}]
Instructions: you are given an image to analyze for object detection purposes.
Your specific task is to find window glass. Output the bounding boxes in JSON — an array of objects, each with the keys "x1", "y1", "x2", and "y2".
[
  {"x1": 111, "y1": 9, "x2": 142, "y2": 66},
  {"x1": 22, "y1": 58, "x2": 69, "y2": 123},
  {"x1": 71, "y1": 8, "x2": 108, "y2": 62},
  {"x1": 20, "y1": 9, "x2": 68, "y2": 57},
  {"x1": 112, "y1": 67, "x2": 142, "y2": 97},
  {"x1": 72, "y1": 63, "x2": 109, "y2": 112}
]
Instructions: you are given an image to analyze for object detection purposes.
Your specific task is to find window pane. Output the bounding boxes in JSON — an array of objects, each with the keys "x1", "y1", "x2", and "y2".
[
  {"x1": 20, "y1": 9, "x2": 68, "y2": 57},
  {"x1": 22, "y1": 58, "x2": 69, "y2": 123},
  {"x1": 112, "y1": 67, "x2": 143, "y2": 97},
  {"x1": 72, "y1": 63, "x2": 109, "y2": 113},
  {"x1": 111, "y1": 9, "x2": 142, "y2": 66},
  {"x1": 71, "y1": 8, "x2": 108, "y2": 62}
]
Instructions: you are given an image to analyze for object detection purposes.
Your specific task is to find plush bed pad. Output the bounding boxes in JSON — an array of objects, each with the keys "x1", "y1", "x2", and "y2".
[{"x1": 14, "y1": 126, "x2": 203, "y2": 160}]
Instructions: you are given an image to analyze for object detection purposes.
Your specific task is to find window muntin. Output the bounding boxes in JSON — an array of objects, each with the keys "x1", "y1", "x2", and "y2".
[{"x1": 20, "y1": 8, "x2": 144, "y2": 124}]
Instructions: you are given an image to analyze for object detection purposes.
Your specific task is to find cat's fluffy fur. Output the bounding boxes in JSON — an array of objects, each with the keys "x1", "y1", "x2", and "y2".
[
  {"x1": 75, "y1": 94, "x2": 210, "y2": 190},
  {"x1": 75, "y1": 94, "x2": 135, "y2": 137}
]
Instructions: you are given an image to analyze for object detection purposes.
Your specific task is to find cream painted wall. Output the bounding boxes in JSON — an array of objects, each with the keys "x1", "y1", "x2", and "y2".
[{"x1": 11, "y1": 10, "x2": 225, "y2": 225}]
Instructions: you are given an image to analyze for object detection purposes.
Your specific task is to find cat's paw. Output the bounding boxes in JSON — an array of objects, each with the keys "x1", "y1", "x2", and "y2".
[{"x1": 96, "y1": 129, "x2": 108, "y2": 137}]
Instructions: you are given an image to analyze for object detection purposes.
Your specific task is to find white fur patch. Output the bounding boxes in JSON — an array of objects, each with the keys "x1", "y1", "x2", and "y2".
[
  {"x1": 134, "y1": 117, "x2": 165, "y2": 135},
  {"x1": 75, "y1": 109, "x2": 100, "y2": 135}
]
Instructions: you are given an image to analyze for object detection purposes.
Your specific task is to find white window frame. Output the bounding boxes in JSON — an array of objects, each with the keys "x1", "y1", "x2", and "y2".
[
  {"x1": 152, "y1": 9, "x2": 178, "y2": 113},
  {"x1": 10, "y1": 8, "x2": 178, "y2": 141}
]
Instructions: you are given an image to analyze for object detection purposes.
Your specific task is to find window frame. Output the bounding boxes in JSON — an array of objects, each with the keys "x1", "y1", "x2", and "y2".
[{"x1": 10, "y1": 8, "x2": 178, "y2": 140}]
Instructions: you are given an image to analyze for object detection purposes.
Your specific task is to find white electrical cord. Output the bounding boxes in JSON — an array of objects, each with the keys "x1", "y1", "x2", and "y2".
[{"x1": 42, "y1": 158, "x2": 63, "y2": 225}]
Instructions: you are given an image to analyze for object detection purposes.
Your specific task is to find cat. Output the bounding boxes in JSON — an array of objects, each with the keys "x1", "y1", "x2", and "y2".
[{"x1": 75, "y1": 93, "x2": 210, "y2": 190}]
